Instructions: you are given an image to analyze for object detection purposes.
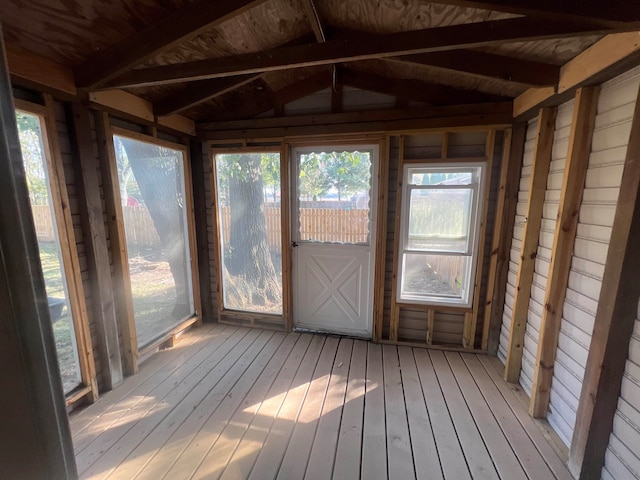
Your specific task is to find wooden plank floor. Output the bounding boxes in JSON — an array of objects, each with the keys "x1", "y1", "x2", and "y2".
[{"x1": 71, "y1": 324, "x2": 573, "y2": 480}]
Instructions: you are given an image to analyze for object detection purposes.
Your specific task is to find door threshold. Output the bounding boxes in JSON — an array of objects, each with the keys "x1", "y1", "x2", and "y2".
[{"x1": 293, "y1": 327, "x2": 371, "y2": 341}]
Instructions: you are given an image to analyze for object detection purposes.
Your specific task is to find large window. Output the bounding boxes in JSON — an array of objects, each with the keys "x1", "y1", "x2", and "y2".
[
  {"x1": 398, "y1": 163, "x2": 484, "y2": 307},
  {"x1": 113, "y1": 134, "x2": 196, "y2": 347},
  {"x1": 214, "y1": 152, "x2": 283, "y2": 315},
  {"x1": 17, "y1": 109, "x2": 84, "y2": 394}
]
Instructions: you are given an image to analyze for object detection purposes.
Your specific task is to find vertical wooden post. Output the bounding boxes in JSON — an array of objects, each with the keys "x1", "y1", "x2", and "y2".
[
  {"x1": 487, "y1": 123, "x2": 526, "y2": 354},
  {"x1": 464, "y1": 129, "x2": 496, "y2": 348},
  {"x1": 96, "y1": 112, "x2": 138, "y2": 375},
  {"x1": 569, "y1": 83, "x2": 640, "y2": 479},
  {"x1": 529, "y1": 87, "x2": 600, "y2": 417},
  {"x1": 281, "y1": 143, "x2": 293, "y2": 331},
  {"x1": 482, "y1": 128, "x2": 513, "y2": 350},
  {"x1": 209, "y1": 148, "x2": 224, "y2": 323},
  {"x1": 373, "y1": 137, "x2": 390, "y2": 342},
  {"x1": 426, "y1": 309, "x2": 435, "y2": 344},
  {"x1": 504, "y1": 107, "x2": 557, "y2": 383},
  {"x1": 181, "y1": 144, "x2": 203, "y2": 328},
  {"x1": 189, "y1": 139, "x2": 214, "y2": 323},
  {"x1": 67, "y1": 101, "x2": 123, "y2": 389},
  {"x1": 0, "y1": 31, "x2": 77, "y2": 477},
  {"x1": 389, "y1": 135, "x2": 405, "y2": 342}
]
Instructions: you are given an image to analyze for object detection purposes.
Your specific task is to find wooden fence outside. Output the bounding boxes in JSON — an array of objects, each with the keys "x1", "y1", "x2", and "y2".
[
  {"x1": 220, "y1": 206, "x2": 370, "y2": 248},
  {"x1": 33, "y1": 204, "x2": 372, "y2": 249},
  {"x1": 31, "y1": 205, "x2": 55, "y2": 242},
  {"x1": 32, "y1": 204, "x2": 163, "y2": 247}
]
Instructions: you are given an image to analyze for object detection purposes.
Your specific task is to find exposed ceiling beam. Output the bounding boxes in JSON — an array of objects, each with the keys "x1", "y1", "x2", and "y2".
[
  {"x1": 104, "y1": 17, "x2": 624, "y2": 89},
  {"x1": 211, "y1": 71, "x2": 333, "y2": 121},
  {"x1": 152, "y1": 33, "x2": 319, "y2": 116},
  {"x1": 431, "y1": 1, "x2": 640, "y2": 28},
  {"x1": 340, "y1": 69, "x2": 510, "y2": 104},
  {"x1": 514, "y1": 31, "x2": 640, "y2": 118},
  {"x1": 6, "y1": 44, "x2": 77, "y2": 98},
  {"x1": 300, "y1": 0, "x2": 326, "y2": 43},
  {"x1": 389, "y1": 50, "x2": 559, "y2": 87},
  {"x1": 154, "y1": 74, "x2": 261, "y2": 116},
  {"x1": 197, "y1": 102, "x2": 513, "y2": 140},
  {"x1": 75, "y1": 0, "x2": 268, "y2": 89},
  {"x1": 272, "y1": 71, "x2": 332, "y2": 107},
  {"x1": 328, "y1": 26, "x2": 560, "y2": 87},
  {"x1": 88, "y1": 90, "x2": 196, "y2": 135}
]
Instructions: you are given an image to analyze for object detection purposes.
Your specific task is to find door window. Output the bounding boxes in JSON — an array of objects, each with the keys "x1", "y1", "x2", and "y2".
[{"x1": 296, "y1": 149, "x2": 372, "y2": 245}]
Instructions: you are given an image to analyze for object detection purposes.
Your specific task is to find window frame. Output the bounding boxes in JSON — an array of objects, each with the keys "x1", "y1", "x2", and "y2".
[
  {"x1": 15, "y1": 98, "x2": 98, "y2": 404},
  {"x1": 108, "y1": 126, "x2": 201, "y2": 362},
  {"x1": 397, "y1": 161, "x2": 486, "y2": 308},
  {"x1": 212, "y1": 149, "x2": 285, "y2": 317}
]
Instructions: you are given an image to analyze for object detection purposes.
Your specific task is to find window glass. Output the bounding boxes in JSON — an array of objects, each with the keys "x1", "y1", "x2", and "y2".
[
  {"x1": 401, "y1": 254, "x2": 470, "y2": 301},
  {"x1": 408, "y1": 166, "x2": 475, "y2": 186},
  {"x1": 215, "y1": 153, "x2": 283, "y2": 314},
  {"x1": 114, "y1": 135, "x2": 195, "y2": 347},
  {"x1": 297, "y1": 150, "x2": 372, "y2": 244},
  {"x1": 17, "y1": 110, "x2": 82, "y2": 393},
  {"x1": 407, "y1": 188, "x2": 472, "y2": 253}
]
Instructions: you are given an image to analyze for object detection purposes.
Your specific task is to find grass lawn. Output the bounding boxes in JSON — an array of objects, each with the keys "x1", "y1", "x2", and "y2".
[{"x1": 38, "y1": 243, "x2": 82, "y2": 394}]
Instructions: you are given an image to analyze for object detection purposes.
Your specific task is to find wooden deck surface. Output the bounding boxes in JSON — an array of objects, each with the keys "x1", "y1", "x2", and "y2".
[{"x1": 71, "y1": 324, "x2": 572, "y2": 480}]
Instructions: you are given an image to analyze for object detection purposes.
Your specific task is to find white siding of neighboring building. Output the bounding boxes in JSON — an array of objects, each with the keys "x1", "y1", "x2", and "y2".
[
  {"x1": 516, "y1": 101, "x2": 574, "y2": 396},
  {"x1": 547, "y1": 66, "x2": 640, "y2": 446},
  {"x1": 498, "y1": 117, "x2": 538, "y2": 364}
]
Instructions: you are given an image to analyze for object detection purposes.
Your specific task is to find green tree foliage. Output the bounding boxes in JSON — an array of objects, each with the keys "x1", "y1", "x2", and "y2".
[
  {"x1": 298, "y1": 150, "x2": 371, "y2": 201},
  {"x1": 261, "y1": 153, "x2": 280, "y2": 202},
  {"x1": 16, "y1": 112, "x2": 48, "y2": 205},
  {"x1": 299, "y1": 152, "x2": 330, "y2": 201}
]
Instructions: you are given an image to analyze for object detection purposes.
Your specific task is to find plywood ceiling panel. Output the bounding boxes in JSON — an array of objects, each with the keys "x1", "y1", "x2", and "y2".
[
  {"x1": 0, "y1": 0, "x2": 188, "y2": 66},
  {"x1": 146, "y1": 0, "x2": 310, "y2": 66}
]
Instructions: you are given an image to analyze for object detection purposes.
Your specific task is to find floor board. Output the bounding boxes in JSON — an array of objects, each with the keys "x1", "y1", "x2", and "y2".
[{"x1": 72, "y1": 325, "x2": 573, "y2": 480}]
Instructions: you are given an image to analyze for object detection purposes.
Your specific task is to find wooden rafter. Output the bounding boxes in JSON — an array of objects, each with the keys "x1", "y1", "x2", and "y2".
[
  {"x1": 154, "y1": 74, "x2": 262, "y2": 116},
  {"x1": 328, "y1": 27, "x2": 560, "y2": 88},
  {"x1": 103, "y1": 17, "x2": 622, "y2": 89},
  {"x1": 75, "y1": 0, "x2": 268, "y2": 89},
  {"x1": 431, "y1": 0, "x2": 640, "y2": 28},
  {"x1": 389, "y1": 50, "x2": 560, "y2": 87},
  {"x1": 514, "y1": 32, "x2": 640, "y2": 118},
  {"x1": 209, "y1": 72, "x2": 332, "y2": 121},
  {"x1": 340, "y1": 69, "x2": 509, "y2": 105},
  {"x1": 300, "y1": 0, "x2": 326, "y2": 43}
]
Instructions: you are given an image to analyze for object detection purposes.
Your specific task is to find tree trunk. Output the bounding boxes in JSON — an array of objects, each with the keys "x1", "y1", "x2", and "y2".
[
  {"x1": 120, "y1": 138, "x2": 190, "y2": 317},
  {"x1": 226, "y1": 154, "x2": 281, "y2": 307}
]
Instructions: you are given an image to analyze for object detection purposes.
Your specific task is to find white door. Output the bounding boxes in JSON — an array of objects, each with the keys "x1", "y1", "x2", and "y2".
[{"x1": 292, "y1": 145, "x2": 378, "y2": 338}]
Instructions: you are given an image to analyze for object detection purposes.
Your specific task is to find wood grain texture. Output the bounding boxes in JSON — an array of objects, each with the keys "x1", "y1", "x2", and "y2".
[
  {"x1": 529, "y1": 86, "x2": 599, "y2": 418},
  {"x1": 6, "y1": 43, "x2": 76, "y2": 97},
  {"x1": 67, "y1": 102, "x2": 123, "y2": 389},
  {"x1": 104, "y1": 18, "x2": 619, "y2": 89},
  {"x1": 95, "y1": 112, "x2": 139, "y2": 375},
  {"x1": 75, "y1": 0, "x2": 269, "y2": 88},
  {"x1": 504, "y1": 107, "x2": 557, "y2": 382},
  {"x1": 482, "y1": 128, "x2": 513, "y2": 350},
  {"x1": 569, "y1": 82, "x2": 640, "y2": 479},
  {"x1": 465, "y1": 129, "x2": 495, "y2": 348},
  {"x1": 72, "y1": 325, "x2": 573, "y2": 479},
  {"x1": 42, "y1": 95, "x2": 99, "y2": 402}
]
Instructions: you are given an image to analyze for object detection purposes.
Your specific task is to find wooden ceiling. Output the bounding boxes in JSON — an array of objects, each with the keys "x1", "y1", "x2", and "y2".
[{"x1": 2, "y1": 0, "x2": 640, "y2": 124}]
